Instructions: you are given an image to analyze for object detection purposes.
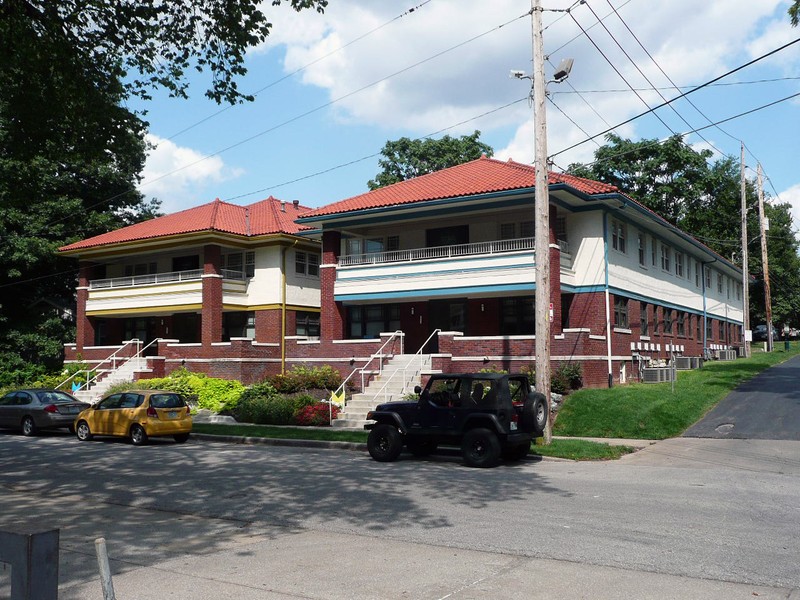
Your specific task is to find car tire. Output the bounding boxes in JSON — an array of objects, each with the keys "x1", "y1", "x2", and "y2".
[
  {"x1": 502, "y1": 443, "x2": 530, "y2": 462},
  {"x1": 406, "y1": 437, "x2": 437, "y2": 457},
  {"x1": 173, "y1": 433, "x2": 190, "y2": 444},
  {"x1": 367, "y1": 424, "x2": 403, "y2": 462},
  {"x1": 21, "y1": 416, "x2": 37, "y2": 437},
  {"x1": 522, "y1": 393, "x2": 548, "y2": 436},
  {"x1": 76, "y1": 420, "x2": 93, "y2": 441},
  {"x1": 130, "y1": 424, "x2": 148, "y2": 446},
  {"x1": 461, "y1": 427, "x2": 501, "y2": 468}
]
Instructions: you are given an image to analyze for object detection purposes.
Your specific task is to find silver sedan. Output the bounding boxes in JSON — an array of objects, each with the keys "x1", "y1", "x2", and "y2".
[{"x1": 0, "y1": 389, "x2": 90, "y2": 436}]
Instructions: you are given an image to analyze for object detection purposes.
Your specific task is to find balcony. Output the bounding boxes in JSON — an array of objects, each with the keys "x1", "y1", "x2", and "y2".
[
  {"x1": 335, "y1": 238, "x2": 539, "y2": 301},
  {"x1": 90, "y1": 269, "x2": 245, "y2": 289},
  {"x1": 85, "y1": 269, "x2": 248, "y2": 316}
]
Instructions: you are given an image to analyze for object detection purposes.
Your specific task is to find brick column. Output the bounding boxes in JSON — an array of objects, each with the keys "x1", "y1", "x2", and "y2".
[
  {"x1": 202, "y1": 244, "x2": 223, "y2": 347},
  {"x1": 76, "y1": 262, "x2": 95, "y2": 350},
  {"x1": 321, "y1": 231, "x2": 344, "y2": 341}
]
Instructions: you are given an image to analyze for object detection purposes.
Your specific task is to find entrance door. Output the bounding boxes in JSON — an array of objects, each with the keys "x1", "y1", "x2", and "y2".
[{"x1": 427, "y1": 299, "x2": 467, "y2": 352}]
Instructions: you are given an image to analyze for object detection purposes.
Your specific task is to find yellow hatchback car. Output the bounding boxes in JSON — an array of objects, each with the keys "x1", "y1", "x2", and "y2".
[{"x1": 75, "y1": 390, "x2": 192, "y2": 446}]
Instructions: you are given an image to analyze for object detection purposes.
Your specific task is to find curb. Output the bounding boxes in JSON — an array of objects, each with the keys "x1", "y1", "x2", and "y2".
[{"x1": 192, "y1": 432, "x2": 367, "y2": 452}]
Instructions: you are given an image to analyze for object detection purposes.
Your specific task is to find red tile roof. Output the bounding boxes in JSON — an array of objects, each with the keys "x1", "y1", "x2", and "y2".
[
  {"x1": 59, "y1": 197, "x2": 313, "y2": 253},
  {"x1": 299, "y1": 156, "x2": 619, "y2": 219}
]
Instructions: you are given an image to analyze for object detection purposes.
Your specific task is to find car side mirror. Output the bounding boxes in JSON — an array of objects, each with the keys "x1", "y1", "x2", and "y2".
[{"x1": 414, "y1": 385, "x2": 422, "y2": 394}]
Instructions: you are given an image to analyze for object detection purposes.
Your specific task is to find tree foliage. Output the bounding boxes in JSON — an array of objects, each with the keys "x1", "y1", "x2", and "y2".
[
  {"x1": 790, "y1": 0, "x2": 799, "y2": 26},
  {"x1": 568, "y1": 134, "x2": 800, "y2": 328},
  {"x1": 368, "y1": 131, "x2": 494, "y2": 190},
  {"x1": 0, "y1": 0, "x2": 328, "y2": 383}
]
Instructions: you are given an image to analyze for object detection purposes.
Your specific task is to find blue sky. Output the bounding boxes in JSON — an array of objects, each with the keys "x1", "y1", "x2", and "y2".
[{"x1": 132, "y1": 0, "x2": 800, "y2": 230}]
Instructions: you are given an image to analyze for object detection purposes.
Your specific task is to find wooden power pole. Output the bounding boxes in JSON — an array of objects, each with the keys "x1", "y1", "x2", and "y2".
[
  {"x1": 740, "y1": 144, "x2": 751, "y2": 357},
  {"x1": 757, "y1": 164, "x2": 773, "y2": 351},
  {"x1": 531, "y1": 0, "x2": 552, "y2": 443}
]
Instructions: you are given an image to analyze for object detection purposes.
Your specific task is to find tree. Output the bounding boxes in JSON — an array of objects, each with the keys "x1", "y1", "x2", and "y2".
[
  {"x1": 368, "y1": 131, "x2": 494, "y2": 190},
  {"x1": 0, "y1": 0, "x2": 328, "y2": 384},
  {"x1": 568, "y1": 135, "x2": 800, "y2": 332},
  {"x1": 790, "y1": 1, "x2": 799, "y2": 26}
]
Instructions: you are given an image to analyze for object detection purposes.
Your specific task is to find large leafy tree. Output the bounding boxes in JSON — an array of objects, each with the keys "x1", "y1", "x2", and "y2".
[
  {"x1": 568, "y1": 135, "x2": 800, "y2": 329},
  {"x1": 791, "y1": 1, "x2": 799, "y2": 26},
  {"x1": 0, "y1": 0, "x2": 328, "y2": 384},
  {"x1": 368, "y1": 131, "x2": 493, "y2": 190}
]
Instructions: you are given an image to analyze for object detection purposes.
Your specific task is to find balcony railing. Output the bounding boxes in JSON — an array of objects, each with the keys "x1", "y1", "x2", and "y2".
[
  {"x1": 90, "y1": 268, "x2": 245, "y2": 290},
  {"x1": 340, "y1": 237, "x2": 536, "y2": 267}
]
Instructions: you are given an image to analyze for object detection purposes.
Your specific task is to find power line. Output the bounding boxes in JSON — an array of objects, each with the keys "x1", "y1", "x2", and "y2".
[
  {"x1": 550, "y1": 76, "x2": 800, "y2": 95},
  {"x1": 549, "y1": 36, "x2": 800, "y2": 159},
  {"x1": 164, "y1": 1, "x2": 434, "y2": 141}
]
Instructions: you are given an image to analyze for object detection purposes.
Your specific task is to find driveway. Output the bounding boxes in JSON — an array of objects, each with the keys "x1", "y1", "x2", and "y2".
[{"x1": 683, "y1": 353, "x2": 800, "y2": 440}]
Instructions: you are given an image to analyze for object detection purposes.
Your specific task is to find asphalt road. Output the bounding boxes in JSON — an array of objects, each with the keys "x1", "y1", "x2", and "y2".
[
  {"x1": 684, "y1": 353, "x2": 800, "y2": 439},
  {"x1": 1, "y1": 432, "x2": 799, "y2": 599}
]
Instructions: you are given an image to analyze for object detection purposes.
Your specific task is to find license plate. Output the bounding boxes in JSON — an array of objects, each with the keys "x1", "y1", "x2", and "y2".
[
  {"x1": 169, "y1": 411, "x2": 177, "y2": 418},
  {"x1": 510, "y1": 421, "x2": 518, "y2": 431}
]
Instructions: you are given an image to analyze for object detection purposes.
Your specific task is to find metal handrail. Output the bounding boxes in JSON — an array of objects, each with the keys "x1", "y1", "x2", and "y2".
[
  {"x1": 69, "y1": 338, "x2": 162, "y2": 397},
  {"x1": 328, "y1": 330, "x2": 404, "y2": 422},
  {"x1": 56, "y1": 340, "x2": 141, "y2": 392},
  {"x1": 367, "y1": 329, "x2": 441, "y2": 404}
]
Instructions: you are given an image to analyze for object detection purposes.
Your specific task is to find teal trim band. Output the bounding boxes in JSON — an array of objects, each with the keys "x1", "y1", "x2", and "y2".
[{"x1": 336, "y1": 282, "x2": 538, "y2": 302}]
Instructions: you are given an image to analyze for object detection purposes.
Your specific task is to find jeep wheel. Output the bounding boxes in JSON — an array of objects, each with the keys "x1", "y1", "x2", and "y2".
[
  {"x1": 503, "y1": 442, "x2": 531, "y2": 462},
  {"x1": 367, "y1": 424, "x2": 403, "y2": 462},
  {"x1": 407, "y1": 438, "x2": 437, "y2": 457},
  {"x1": 522, "y1": 393, "x2": 548, "y2": 435},
  {"x1": 461, "y1": 428, "x2": 501, "y2": 468}
]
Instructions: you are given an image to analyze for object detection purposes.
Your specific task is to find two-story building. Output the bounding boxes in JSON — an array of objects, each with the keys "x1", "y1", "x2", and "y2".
[
  {"x1": 295, "y1": 156, "x2": 743, "y2": 386},
  {"x1": 59, "y1": 196, "x2": 322, "y2": 382},
  {"x1": 59, "y1": 157, "x2": 743, "y2": 389}
]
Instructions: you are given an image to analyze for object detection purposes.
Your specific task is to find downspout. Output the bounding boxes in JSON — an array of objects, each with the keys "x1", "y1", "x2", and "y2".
[
  {"x1": 603, "y1": 212, "x2": 613, "y2": 387},
  {"x1": 281, "y1": 239, "x2": 299, "y2": 375}
]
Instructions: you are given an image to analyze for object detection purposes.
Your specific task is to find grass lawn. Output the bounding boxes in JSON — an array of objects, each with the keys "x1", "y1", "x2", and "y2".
[
  {"x1": 553, "y1": 345, "x2": 800, "y2": 440},
  {"x1": 531, "y1": 438, "x2": 635, "y2": 460}
]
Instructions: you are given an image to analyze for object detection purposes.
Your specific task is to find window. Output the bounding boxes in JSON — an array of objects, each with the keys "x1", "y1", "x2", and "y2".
[
  {"x1": 222, "y1": 251, "x2": 253, "y2": 278},
  {"x1": 611, "y1": 219, "x2": 626, "y2": 253},
  {"x1": 638, "y1": 233, "x2": 646, "y2": 266},
  {"x1": 651, "y1": 237, "x2": 657, "y2": 267},
  {"x1": 695, "y1": 260, "x2": 700, "y2": 287},
  {"x1": 736, "y1": 282, "x2": 742, "y2": 301},
  {"x1": 675, "y1": 252, "x2": 684, "y2": 277},
  {"x1": 664, "y1": 308, "x2": 673, "y2": 334},
  {"x1": 501, "y1": 297, "x2": 535, "y2": 335},
  {"x1": 613, "y1": 297, "x2": 629, "y2": 329},
  {"x1": 706, "y1": 318, "x2": 713, "y2": 341},
  {"x1": 705, "y1": 267, "x2": 712, "y2": 289},
  {"x1": 661, "y1": 244, "x2": 671, "y2": 272},
  {"x1": 640, "y1": 302, "x2": 649, "y2": 336},
  {"x1": 718, "y1": 273, "x2": 724, "y2": 294},
  {"x1": 124, "y1": 262, "x2": 157, "y2": 277},
  {"x1": 500, "y1": 223, "x2": 516, "y2": 240},
  {"x1": 296, "y1": 311, "x2": 320, "y2": 337},
  {"x1": 520, "y1": 220, "x2": 535, "y2": 238},
  {"x1": 653, "y1": 307, "x2": 660, "y2": 335},
  {"x1": 347, "y1": 305, "x2": 400, "y2": 339},
  {"x1": 500, "y1": 221, "x2": 535, "y2": 240},
  {"x1": 295, "y1": 251, "x2": 320, "y2": 277},
  {"x1": 677, "y1": 312, "x2": 686, "y2": 337},
  {"x1": 696, "y1": 315, "x2": 701, "y2": 340},
  {"x1": 727, "y1": 277, "x2": 731, "y2": 299},
  {"x1": 222, "y1": 311, "x2": 255, "y2": 340}
]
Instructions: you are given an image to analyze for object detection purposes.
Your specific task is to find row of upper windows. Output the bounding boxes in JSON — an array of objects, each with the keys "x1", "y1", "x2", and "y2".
[{"x1": 611, "y1": 219, "x2": 741, "y2": 301}]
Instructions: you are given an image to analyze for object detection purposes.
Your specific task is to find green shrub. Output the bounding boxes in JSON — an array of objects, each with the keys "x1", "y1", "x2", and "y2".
[
  {"x1": 522, "y1": 363, "x2": 583, "y2": 394},
  {"x1": 133, "y1": 369, "x2": 244, "y2": 412},
  {"x1": 269, "y1": 365, "x2": 342, "y2": 393}
]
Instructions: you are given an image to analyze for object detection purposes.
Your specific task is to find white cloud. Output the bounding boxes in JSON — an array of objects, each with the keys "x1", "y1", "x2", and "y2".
[
  {"x1": 140, "y1": 134, "x2": 243, "y2": 213},
  {"x1": 780, "y1": 183, "x2": 800, "y2": 240}
]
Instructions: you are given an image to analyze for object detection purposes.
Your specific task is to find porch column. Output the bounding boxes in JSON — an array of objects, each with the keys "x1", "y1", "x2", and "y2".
[
  {"x1": 548, "y1": 205, "x2": 563, "y2": 335},
  {"x1": 76, "y1": 262, "x2": 95, "y2": 351},
  {"x1": 321, "y1": 231, "x2": 344, "y2": 341},
  {"x1": 202, "y1": 244, "x2": 223, "y2": 346}
]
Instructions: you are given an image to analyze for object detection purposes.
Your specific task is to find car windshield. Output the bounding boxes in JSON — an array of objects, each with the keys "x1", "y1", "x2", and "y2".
[
  {"x1": 36, "y1": 391, "x2": 78, "y2": 404},
  {"x1": 149, "y1": 394, "x2": 185, "y2": 409}
]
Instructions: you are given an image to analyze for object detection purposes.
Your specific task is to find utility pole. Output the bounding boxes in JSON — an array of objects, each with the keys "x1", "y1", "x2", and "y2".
[
  {"x1": 757, "y1": 163, "x2": 773, "y2": 351},
  {"x1": 740, "y1": 144, "x2": 751, "y2": 358},
  {"x1": 531, "y1": 0, "x2": 552, "y2": 443}
]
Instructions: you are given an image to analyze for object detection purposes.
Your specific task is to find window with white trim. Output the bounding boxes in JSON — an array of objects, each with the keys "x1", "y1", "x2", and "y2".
[
  {"x1": 675, "y1": 252, "x2": 684, "y2": 277},
  {"x1": 295, "y1": 251, "x2": 320, "y2": 277},
  {"x1": 661, "y1": 244, "x2": 671, "y2": 272},
  {"x1": 613, "y1": 296, "x2": 629, "y2": 329},
  {"x1": 611, "y1": 219, "x2": 626, "y2": 253},
  {"x1": 638, "y1": 233, "x2": 646, "y2": 266},
  {"x1": 717, "y1": 272, "x2": 724, "y2": 294}
]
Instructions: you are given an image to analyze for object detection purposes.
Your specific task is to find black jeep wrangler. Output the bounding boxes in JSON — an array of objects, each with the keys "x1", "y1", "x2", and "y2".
[{"x1": 365, "y1": 373, "x2": 548, "y2": 468}]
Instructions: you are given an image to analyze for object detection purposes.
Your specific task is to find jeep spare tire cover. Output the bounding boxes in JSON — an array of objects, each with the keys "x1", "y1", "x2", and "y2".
[{"x1": 522, "y1": 392, "x2": 548, "y2": 434}]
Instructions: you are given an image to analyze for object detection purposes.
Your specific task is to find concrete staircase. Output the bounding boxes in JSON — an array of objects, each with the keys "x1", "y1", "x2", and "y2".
[
  {"x1": 72, "y1": 357, "x2": 150, "y2": 404},
  {"x1": 332, "y1": 354, "x2": 432, "y2": 429}
]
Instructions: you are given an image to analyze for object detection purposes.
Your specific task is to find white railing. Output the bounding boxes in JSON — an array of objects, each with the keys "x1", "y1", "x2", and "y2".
[
  {"x1": 58, "y1": 339, "x2": 142, "y2": 393},
  {"x1": 367, "y1": 328, "x2": 440, "y2": 404},
  {"x1": 328, "y1": 331, "x2": 405, "y2": 421},
  {"x1": 339, "y1": 237, "x2": 535, "y2": 267},
  {"x1": 90, "y1": 269, "x2": 204, "y2": 289}
]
